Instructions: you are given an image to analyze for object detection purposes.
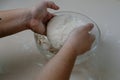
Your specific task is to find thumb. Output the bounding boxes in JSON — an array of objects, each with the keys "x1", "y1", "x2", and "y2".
[
  {"x1": 30, "y1": 20, "x2": 45, "y2": 34},
  {"x1": 37, "y1": 22, "x2": 45, "y2": 34}
]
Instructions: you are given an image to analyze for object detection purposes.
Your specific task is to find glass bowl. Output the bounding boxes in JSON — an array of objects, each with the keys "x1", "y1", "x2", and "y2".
[{"x1": 34, "y1": 11, "x2": 101, "y2": 65}]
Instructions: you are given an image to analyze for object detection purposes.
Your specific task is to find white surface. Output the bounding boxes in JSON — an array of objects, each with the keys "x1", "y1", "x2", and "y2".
[{"x1": 0, "y1": 0, "x2": 120, "y2": 80}]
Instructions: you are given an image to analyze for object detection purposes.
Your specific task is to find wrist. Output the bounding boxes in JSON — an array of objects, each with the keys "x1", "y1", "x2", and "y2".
[
  {"x1": 61, "y1": 42, "x2": 78, "y2": 57},
  {"x1": 22, "y1": 8, "x2": 32, "y2": 30},
  {"x1": 63, "y1": 41, "x2": 85, "y2": 56}
]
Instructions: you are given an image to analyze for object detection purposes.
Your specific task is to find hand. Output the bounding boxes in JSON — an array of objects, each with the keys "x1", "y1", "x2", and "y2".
[
  {"x1": 65, "y1": 23, "x2": 95, "y2": 56},
  {"x1": 27, "y1": 1, "x2": 59, "y2": 34}
]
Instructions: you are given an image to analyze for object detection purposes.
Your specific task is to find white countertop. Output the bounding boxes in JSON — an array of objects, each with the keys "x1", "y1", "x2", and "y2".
[{"x1": 0, "y1": 0, "x2": 120, "y2": 80}]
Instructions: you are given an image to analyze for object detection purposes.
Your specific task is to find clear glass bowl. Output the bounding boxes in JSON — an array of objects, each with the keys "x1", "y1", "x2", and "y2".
[{"x1": 34, "y1": 11, "x2": 101, "y2": 65}]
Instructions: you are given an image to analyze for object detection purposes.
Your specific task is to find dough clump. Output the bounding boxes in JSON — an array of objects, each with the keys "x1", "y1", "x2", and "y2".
[{"x1": 47, "y1": 15, "x2": 85, "y2": 50}]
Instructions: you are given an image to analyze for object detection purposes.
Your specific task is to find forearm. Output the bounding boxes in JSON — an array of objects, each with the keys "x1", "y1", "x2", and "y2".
[
  {"x1": 0, "y1": 9, "x2": 30, "y2": 37},
  {"x1": 37, "y1": 43, "x2": 77, "y2": 80}
]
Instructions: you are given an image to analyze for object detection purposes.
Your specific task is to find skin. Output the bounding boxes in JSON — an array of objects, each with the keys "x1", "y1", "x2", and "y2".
[
  {"x1": 0, "y1": 1, "x2": 59, "y2": 37},
  {"x1": 0, "y1": 1, "x2": 95, "y2": 80},
  {"x1": 37, "y1": 23, "x2": 95, "y2": 80}
]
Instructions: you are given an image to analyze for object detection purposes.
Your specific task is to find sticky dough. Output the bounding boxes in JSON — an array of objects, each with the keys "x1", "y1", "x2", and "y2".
[{"x1": 47, "y1": 14, "x2": 85, "y2": 50}]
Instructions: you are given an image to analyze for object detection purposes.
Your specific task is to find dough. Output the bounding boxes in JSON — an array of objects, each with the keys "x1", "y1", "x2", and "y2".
[{"x1": 47, "y1": 14, "x2": 85, "y2": 50}]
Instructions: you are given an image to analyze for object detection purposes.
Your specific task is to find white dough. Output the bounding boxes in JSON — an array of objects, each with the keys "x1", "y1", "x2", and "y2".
[{"x1": 47, "y1": 14, "x2": 86, "y2": 50}]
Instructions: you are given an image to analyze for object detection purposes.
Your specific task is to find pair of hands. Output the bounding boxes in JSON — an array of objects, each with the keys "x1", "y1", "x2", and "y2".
[{"x1": 27, "y1": 1, "x2": 95, "y2": 56}]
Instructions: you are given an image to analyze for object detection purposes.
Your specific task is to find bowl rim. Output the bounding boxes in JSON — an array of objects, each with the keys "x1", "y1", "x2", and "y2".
[
  {"x1": 34, "y1": 11, "x2": 101, "y2": 64},
  {"x1": 34, "y1": 11, "x2": 101, "y2": 53}
]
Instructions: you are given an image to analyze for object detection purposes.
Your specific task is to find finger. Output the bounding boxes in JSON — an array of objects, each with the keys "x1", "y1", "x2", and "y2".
[
  {"x1": 31, "y1": 21, "x2": 45, "y2": 35},
  {"x1": 89, "y1": 34, "x2": 95, "y2": 44},
  {"x1": 45, "y1": 1, "x2": 59, "y2": 10},
  {"x1": 49, "y1": 13, "x2": 55, "y2": 18},
  {"x1": 38, "y1": 22, "x2": 46, "y2": 35},
  {"x1": 82, "y1": 23, "x2": 94, "y2": 32},
  {"x1": 43, "y1": 12, "x2": 54, "y2": 25},
  {"x1": 46, "y1": 12, "x2": 55, "y2": 21}
]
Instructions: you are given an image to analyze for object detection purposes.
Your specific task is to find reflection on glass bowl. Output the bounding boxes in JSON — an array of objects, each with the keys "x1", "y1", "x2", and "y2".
[{"x1": 34, "y1": 11, "x2": 101, "y2": 65}]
